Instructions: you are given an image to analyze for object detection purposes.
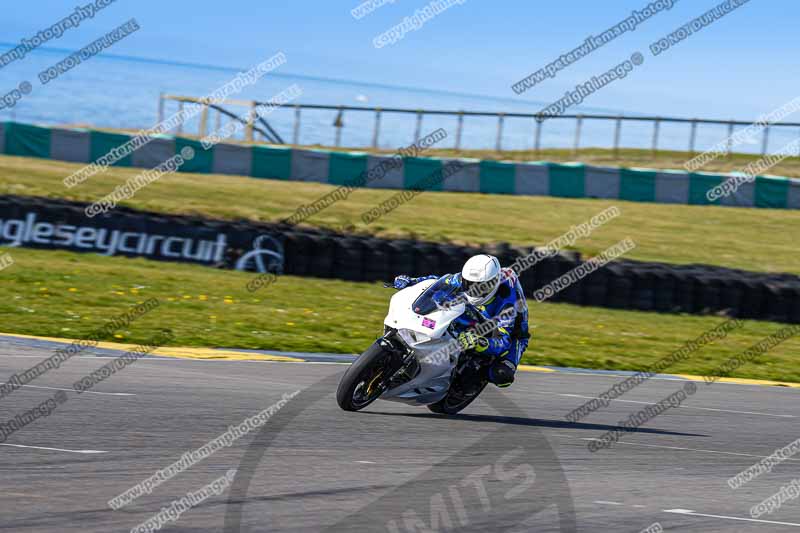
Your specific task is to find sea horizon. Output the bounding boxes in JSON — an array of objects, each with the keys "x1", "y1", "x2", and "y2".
[{"x1": 0, "y1": 44, "x2": 790, "y2": 155}]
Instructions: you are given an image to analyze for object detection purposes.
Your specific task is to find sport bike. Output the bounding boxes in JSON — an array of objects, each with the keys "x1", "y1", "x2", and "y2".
[{"x1": 336, "y1": 275, "x2": 493, "y2": 414}]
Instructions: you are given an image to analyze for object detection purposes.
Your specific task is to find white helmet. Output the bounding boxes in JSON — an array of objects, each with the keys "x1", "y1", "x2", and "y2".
[{"x1": 461, "y1": 254, "x2": 502, "y2": 306}]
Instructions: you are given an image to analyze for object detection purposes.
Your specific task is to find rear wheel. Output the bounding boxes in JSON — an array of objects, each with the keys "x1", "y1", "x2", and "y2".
[
  {"x1": 337, "y1": 342, "x2": 395, "y2": 411},
  {"x1": 427, "y1": 379, "x2": 487, "y2": 415}
]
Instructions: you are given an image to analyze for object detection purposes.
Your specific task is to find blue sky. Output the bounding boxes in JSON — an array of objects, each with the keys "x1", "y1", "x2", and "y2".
[{"x1": 1, "y1": 0, "x2": 796, "y2": 119}]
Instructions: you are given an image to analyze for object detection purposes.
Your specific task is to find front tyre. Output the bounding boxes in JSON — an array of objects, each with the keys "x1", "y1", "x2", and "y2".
[{"x1": 337, "y1": 342, "x2": 395, "y2": 412}]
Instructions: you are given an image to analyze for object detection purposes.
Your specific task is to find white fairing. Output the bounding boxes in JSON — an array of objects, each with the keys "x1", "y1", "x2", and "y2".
[{"x1": 381, "y1": 279, "x2": 466, "y2": 406}]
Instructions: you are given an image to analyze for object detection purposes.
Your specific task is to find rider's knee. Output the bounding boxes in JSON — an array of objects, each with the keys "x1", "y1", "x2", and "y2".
[{"x1": 489, "y1": 359, "x2": 516, "y2": 387}]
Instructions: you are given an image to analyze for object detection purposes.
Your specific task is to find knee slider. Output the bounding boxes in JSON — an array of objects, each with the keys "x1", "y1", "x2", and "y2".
[{"x1": 490, "y1": 359, "x2": 517, "y2": 387}]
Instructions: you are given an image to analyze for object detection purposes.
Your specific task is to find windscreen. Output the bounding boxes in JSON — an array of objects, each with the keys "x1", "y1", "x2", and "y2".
[{"x1": 412, "y1": 275, "x2": 462, "y2": 315}]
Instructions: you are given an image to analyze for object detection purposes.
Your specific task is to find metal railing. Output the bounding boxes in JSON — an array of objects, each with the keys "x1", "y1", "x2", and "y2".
[{"x1": 158, "y1": 93, "x2": 800, "y2": 157}]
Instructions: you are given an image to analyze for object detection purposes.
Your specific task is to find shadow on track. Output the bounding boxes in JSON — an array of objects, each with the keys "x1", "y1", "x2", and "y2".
[{"x1": 362, "y1": 411, "x2": 708, "y2": 438}]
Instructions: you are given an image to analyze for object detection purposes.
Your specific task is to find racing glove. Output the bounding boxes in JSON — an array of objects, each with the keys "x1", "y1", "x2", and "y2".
[
  {"x1": 393, "y1": 275, "x2": 413, "y2": 290},
  {"x1": 457, "y1": 331, "x2": 489, "y2": 352}
]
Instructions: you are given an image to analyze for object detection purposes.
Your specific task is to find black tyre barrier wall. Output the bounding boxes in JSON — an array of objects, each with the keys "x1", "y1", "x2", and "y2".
[{"x1": 0, "y1": 195, "x2": 798, "y2": 324}]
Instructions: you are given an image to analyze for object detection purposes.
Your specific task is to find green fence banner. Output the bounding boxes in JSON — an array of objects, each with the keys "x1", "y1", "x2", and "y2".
[
  {"x1": 176, "y1": 138, "x2": 213, "y2": 174},
  {"x1": 89, "y1": 131, "x2": 133, "y2": 167},
  {"x1": 620, "y1": 168, "x2": 657, "y2": 202},
  {"x1": 479, "y1": 160, "x2": 516, "y2": 194},
  {"x1": 328, "y1": 151, "x2": 368, "y2": 186},
  {"x1": 5, "y1": 122, "x2": 51, "y2": 158},
  {"x1": 404, "y1": 157, "x2": 444, "y2": 191},
  {"x1": 252, "y1": 145, "x2": 292, "y2": 180},
  {"x1": 549, "y1": 163, "x2": 585, "y2": 198}
]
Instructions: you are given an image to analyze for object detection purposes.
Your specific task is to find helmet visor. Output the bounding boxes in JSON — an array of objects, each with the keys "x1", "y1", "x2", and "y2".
[{"x1": 461, "y1": 277, "x2": 494, "y2": 302}]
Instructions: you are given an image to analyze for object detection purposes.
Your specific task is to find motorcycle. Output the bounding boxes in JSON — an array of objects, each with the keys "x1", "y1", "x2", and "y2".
[{"x1": 336, "y1": 275, "x2": 494, "y2": 415}]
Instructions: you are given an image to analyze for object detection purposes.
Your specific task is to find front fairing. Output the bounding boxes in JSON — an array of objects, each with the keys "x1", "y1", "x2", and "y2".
[
  {"x1": 384, "y1": 277, "x2": 466, "y2": 341},
  {"x1": 381, "y1": 277, "x2": 484, "y2": 405}
]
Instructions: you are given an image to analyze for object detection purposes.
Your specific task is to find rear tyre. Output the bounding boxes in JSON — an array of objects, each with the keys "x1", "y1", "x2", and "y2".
[
  {"x1": 337, "y1": 342, "x2": 394, "y2": 412},
  {"x1": 427, "y1": 381, "x2": 487, "y2": 415}
]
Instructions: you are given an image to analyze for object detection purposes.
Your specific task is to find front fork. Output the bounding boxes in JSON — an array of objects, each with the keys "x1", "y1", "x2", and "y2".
[{"x1": 377, "y1": 331, "x2": 419, "y2": 390}]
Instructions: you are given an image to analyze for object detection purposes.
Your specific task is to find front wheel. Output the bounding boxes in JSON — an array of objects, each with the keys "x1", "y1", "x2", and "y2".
[{"x1": 337, "y1": 342, "x2": 395, "y2": 411}]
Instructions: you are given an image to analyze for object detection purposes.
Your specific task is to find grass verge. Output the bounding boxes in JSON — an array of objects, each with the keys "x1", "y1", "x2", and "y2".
[
  {"x1": 2, "y1": 247, "x2": 799, "y2": 383},
  {"x1": 1, "y1": 155, "x2": 799, "y2": 274}
]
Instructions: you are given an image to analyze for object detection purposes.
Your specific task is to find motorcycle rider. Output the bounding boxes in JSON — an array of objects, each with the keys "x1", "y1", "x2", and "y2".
[{"x1": 393, "y1": 254, "x2": 530, "y2": 388}]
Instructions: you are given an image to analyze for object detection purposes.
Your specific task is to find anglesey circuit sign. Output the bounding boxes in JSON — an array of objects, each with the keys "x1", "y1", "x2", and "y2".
[
  {"x1": 235, "y1": 235, "x2": 284, "y2": 275},
  {"x1": 0, "y1": 212, "x2": 228, "y2": 263},
  {"x1": 0, "y1": 201, "x2": 284, "y2": 273}
]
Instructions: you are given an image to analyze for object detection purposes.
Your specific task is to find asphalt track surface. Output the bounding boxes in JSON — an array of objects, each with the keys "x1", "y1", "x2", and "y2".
[{"x1": 1, "y1": 336, "x2": 800, "y2": 532}]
